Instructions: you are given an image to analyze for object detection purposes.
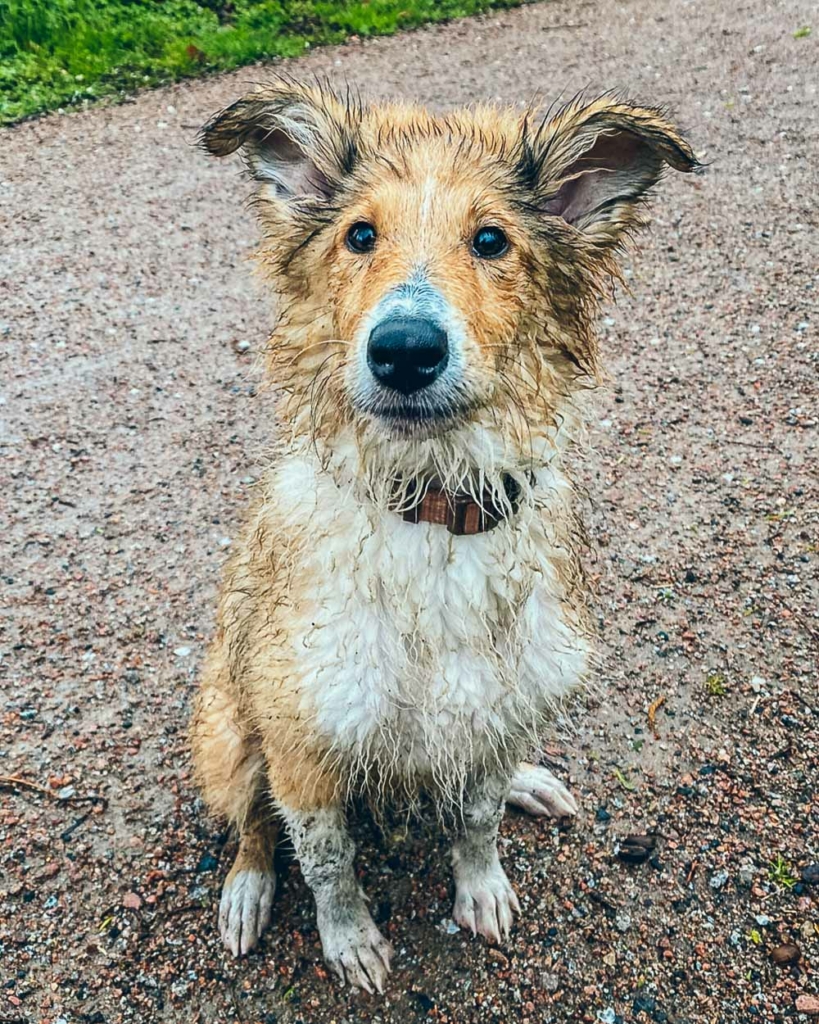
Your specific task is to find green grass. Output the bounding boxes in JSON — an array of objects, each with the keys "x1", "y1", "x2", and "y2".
[
  {"x1": 768, "y1": 855, "x2": 798, "y2": 889},
  {"x1": 1, "y1": 0, "x2": 528, "y2": 125},
  {"x1": 704, "y1": 671, "x2": 728, "y2": 697}
]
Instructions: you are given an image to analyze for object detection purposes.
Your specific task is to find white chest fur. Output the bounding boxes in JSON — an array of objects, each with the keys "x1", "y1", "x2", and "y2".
[{"x1": 269, "y1": 453, "x2": 588, "y2": 801}]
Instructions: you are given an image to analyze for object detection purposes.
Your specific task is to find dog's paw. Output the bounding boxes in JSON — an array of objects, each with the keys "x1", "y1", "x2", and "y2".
[
  {"x1": 319, "y1": 907, "x2": 393, "y2": 994},
  {"x1": 219, "y1": 868, "x2": 276, "y2": 956},
  {"x1": 507, "y1": 762, "x2": 578, "y2": 818},
  {"x1": 452, "y1": 859, "x2": 521, "y2": 944}
]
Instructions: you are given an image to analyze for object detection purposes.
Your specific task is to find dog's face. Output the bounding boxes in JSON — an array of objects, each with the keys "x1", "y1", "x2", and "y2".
[
  {"x1": 316, "y1": 142, "x2": 528, "y2": 432},
  {"x1": 202, "y1": 81, "x2": 695, "y2": 462}
]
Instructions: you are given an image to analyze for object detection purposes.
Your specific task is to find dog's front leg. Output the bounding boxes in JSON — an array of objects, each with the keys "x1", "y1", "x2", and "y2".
[
  {"x1": 451, "y1": 773, "x2": 520, "y2": 943},
  {"x1": 280, "y1": 803, "x2": 392, "y2": 993}
]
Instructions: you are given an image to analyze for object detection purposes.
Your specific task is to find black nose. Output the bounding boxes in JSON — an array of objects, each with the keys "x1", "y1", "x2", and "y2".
[{"x1": 367, "y1": 316, "x2": 449, "y2": 395}]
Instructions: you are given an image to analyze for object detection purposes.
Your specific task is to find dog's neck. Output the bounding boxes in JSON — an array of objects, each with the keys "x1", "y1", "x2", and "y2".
[
  {"x1": 290, "y1": 415, "x2": 578, "y2": 531},
  {"x1": 388, "y1": 475, "x2": 522, "y2": 536}
]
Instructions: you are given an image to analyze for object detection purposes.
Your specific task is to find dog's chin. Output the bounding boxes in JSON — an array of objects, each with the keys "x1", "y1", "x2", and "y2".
[{"x1": 357, "y1": 396, "x2": 470, "y2": 439}]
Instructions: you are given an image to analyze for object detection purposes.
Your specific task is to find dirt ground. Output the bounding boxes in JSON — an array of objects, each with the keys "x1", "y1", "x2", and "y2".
[{"x1": 1, "y1": 0, "x2": 817, "y2": 1021}]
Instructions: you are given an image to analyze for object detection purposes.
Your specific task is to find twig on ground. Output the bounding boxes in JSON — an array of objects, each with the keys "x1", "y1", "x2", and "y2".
[
  {"x1": 0, "y1": 774, "x2": 108, "y2": 808},
  {"x1": 648, "y1": 694, "x2": 666, "y2": 737}
]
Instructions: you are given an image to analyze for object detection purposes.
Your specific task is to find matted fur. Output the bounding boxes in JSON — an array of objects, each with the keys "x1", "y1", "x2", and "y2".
[{"x1": 191, "y1": 78, "x2": 697, "y2": 820}]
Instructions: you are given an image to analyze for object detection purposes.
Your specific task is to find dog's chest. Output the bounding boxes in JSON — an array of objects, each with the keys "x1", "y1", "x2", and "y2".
[{"x1": 278, "y1": 462, "x2": 587, "y2": 780}]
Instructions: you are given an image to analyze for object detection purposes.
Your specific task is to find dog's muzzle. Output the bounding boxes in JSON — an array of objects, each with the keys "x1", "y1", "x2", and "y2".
[{"x1": 367, "y1": 316, "x2": 449, "y2": 395}]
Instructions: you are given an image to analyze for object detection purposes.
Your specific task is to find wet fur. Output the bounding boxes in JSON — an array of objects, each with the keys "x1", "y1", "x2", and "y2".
[{"x1": 190, "y1": 78, "x2": 697, "y2": 983}]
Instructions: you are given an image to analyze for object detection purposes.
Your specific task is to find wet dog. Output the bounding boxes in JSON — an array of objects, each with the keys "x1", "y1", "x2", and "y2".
[{"x1": 191, "y1": 79, "x2": 696, "y2": 992}]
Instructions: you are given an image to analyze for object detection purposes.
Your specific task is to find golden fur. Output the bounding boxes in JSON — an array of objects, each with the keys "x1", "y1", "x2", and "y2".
[
  {"x1": 193, "y1": 79, "x2": 696, "y2": 807},
  {"x1": 189, "y1": 78, "x2": 697, "y2": 982}
]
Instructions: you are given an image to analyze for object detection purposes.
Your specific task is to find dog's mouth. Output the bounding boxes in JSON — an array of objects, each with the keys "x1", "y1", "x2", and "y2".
[{"x1": 356, "y1": 392, "x2": 473, "y2": 436}]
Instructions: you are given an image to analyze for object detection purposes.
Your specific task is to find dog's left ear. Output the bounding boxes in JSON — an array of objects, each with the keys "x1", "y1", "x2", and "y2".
[
  {"x1": 520, "y1": 98, "x2": 698, "y2": 242},
  {"x1": 199, "y1": 80, "x2": 361, "y2": 202}
]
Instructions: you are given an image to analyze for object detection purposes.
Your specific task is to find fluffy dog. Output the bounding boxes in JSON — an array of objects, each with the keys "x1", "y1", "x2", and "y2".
[{"x1": 191, "y1": 79, "x2": 696, "y2": 993}]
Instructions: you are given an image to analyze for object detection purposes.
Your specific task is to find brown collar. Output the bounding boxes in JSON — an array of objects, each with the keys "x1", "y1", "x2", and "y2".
[{"x1": 391, "y1": 476, "x2": 521, "y2": 536}]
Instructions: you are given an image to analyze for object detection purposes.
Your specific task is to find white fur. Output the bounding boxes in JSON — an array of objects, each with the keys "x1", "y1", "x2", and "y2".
[
  {"x1": 419, "y1": 174, "x2": 437, "y2": 229},
  {"x1": 315, "y1": 903, "x2": 393, "y2": 994},
  {"x1": 219, "y1": 868, "x2": 276, "y2": 956},
  {"x1": 278, "y1": 804, "x2": 393, "y2": 992},
  {"x1": 263, "y1": 429, "x2": 588, "y2": 810},
  {"x1": 508, "y1": 763, "x2": 578, "y2": 817},
  {"x1": 452, "y1": 851, "x2": 520, "y2": 942}
]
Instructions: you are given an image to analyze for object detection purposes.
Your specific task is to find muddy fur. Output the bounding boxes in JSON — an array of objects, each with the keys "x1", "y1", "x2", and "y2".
[{"x1": 190, "y1": 77, "x2": 696, "y2": 980}]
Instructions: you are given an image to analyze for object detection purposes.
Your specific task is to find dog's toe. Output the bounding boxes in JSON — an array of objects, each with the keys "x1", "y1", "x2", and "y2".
[
  {"x1": 320, "y1": 910, "x2": 393, "y2": 994},
  {"x1": 507, "y1": 762, "x2": 578, "y2": 818},
  {"x1": 219, "y1": 868, "x2": 276, "y2": 956},
  {"x1": 452, "y1": 861, "x2": 520, "y2": 944}
]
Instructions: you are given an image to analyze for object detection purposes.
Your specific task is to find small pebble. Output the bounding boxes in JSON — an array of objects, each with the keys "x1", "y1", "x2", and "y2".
[
  {"x1": 770, "y1": 943, "x2": 800, "y2": 967},
  {"x1": 436, "y1": 918, "x2": 460, "y2": 934},
  {"x1": 123, "y1": 892, "x2": 142, "y2": 910},
  {"x1": 632, "y1": 993, "x2": 657, "y2": 1013},
  {"x1": 796, "y1": 994, "x2": 819, "y2": 1015},
  {"x1": 738, "y1": 861, "x2": 756, "y2": 886},
  {"x1": 616, "y1": 834, "x2": 657, "y2": 864},
  {"x1": 801, "y1": 864, "x2": 819, "y2": 885}
]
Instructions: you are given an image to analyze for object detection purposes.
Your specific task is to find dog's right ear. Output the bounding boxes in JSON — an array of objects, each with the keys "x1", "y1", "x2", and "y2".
[{"x1": 199, "y1": 80, "x2": 361, "y2": 201}]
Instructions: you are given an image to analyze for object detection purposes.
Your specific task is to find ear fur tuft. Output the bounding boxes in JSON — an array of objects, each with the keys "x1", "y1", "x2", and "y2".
[
  {"x1": 517, "y1": 96, "x2": 698, "y2": 239},
  {"x1": 199, "y1": 78, "x2": 363, "y2": 200}
]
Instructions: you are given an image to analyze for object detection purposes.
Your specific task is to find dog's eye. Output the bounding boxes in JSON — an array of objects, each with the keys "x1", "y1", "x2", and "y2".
[
  {"x1": 346, "y1": 221, "x2": 377, "y2": 254},
  {"x1": 472, "y1": 226, "x2": 509, "y2": 259}
]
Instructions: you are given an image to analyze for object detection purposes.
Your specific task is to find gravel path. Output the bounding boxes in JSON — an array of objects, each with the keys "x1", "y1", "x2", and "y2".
[{"x1": 2, "y1": 1, "x2": 817, "y2": 1022}]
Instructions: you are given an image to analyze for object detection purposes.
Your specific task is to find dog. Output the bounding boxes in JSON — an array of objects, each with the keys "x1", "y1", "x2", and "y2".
[{"x1": 191, "y1": 78, "x2": 696, "y2": 993}]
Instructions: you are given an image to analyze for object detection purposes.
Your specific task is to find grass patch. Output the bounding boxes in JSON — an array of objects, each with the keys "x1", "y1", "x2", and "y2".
[
  {"x1": 1, "y1": 0, "x2": 528, "y2": 125},
  {"x1": 704, "y1": 671, "x2": 728, "y2": 697},
  {"x1": 768, "y1": 855, "x2": 798, "y2": 889}
]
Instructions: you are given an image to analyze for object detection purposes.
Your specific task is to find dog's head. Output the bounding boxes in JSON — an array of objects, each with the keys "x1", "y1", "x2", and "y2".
[{"x1": 202, "y1": 80, "x2": 696, "y2": 478}]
